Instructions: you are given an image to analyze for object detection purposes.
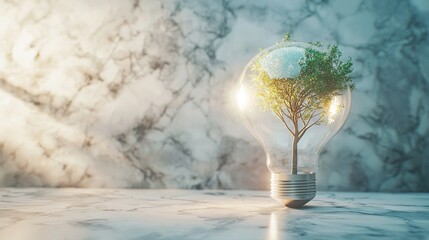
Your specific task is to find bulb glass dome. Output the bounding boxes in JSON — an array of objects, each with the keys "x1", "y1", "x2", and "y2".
[{"x1": 237, "y1": 42, "x2": 352, "y2": 208}]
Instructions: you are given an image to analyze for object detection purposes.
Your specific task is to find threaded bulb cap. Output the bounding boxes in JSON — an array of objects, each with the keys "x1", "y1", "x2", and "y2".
[{"x1": 270, "y1": 173, "x2": 316, "y2": 208}]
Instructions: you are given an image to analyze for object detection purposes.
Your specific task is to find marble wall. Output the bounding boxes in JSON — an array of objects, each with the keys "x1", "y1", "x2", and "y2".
[{"x1": 0, "y1": 0, "x2": 428, "y2": 191}]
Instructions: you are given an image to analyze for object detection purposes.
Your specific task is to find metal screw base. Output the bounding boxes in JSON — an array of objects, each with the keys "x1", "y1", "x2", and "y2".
[{"x1": 271, "y1": 173, "x2": 316, "y2": 208}]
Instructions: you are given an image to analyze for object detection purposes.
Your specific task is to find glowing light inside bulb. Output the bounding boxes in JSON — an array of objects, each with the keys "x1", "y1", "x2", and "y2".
[
  {"x1": 328, "y1": 96, "x2": 340, "y2": 124},
  {"x1": 237, "y1": 85, "x2": 247, "y2": 110}
]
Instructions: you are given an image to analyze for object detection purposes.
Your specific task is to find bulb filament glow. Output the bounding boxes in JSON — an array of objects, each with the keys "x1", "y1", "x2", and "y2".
[
  {"x1": 237, "y1": 85, "x2": 247, "y2": 111},
  {"x1": 328, "y1": 96, "x2": 340, "y2": 124}
]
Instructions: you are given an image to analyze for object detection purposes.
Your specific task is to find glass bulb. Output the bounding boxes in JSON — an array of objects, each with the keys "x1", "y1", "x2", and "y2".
[{"x1": 237, "y1": 42, "x2": 351, "y2": 208}]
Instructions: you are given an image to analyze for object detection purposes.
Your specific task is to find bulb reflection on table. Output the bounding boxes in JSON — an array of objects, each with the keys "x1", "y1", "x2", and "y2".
[{"x1": 267, "y1": 211, "x2": 284, "y2": 240}]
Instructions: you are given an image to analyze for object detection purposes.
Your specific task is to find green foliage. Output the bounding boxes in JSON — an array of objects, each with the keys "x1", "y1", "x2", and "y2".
[
  {"x1": 251, "y1": 35, "x2": 354, "y2": 174},
  {"x1": 282, "y1": 33, "x2": 292, "y2": 42},
  {"x1": 252, "y1": 37, "x2": 354, "y2": 140}
]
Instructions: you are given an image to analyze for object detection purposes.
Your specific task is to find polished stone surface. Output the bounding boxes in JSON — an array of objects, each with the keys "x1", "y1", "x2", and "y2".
[
  {"x1": 0, "y1": 0, "x2": 428, "y2": 192},
  {"x1": 0, "y1": 189, "x2": 428, "y2": 240}
]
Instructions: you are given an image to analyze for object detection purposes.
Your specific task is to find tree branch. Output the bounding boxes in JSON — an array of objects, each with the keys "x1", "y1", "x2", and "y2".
[
  {"x1": 274, "y1": 111, "x2": 294, "y2": 135},
  {"x1": 280, "y1": 108, "x2": 293, "y2": 121},
  {"x1": 298, "y1": 114, "x2": 324, "y2": 140}
]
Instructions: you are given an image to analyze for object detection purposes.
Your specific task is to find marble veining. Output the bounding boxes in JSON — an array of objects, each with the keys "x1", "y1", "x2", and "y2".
[
  {"x1": 0, "y1": 0, "x2": 428, "y2": 191},
  {"x1": 0, "y1": 189, "x2": 428, "y2": 240}
]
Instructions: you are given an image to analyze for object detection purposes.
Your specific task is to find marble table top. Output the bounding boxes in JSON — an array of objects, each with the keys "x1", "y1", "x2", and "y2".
[{"x1": 0, "y1": 189, "x2": 428, "y2": 240}]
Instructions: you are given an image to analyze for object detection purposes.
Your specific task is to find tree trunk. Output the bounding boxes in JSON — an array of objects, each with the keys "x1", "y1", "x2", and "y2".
[{"x1": 291, "y1": 136, "x2": 298, "y2": 174}]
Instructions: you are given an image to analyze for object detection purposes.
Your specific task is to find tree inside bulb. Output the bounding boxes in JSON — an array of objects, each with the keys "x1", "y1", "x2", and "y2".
[{"x1": 237, "y1": 35, "x2": 355, "y2": 208}]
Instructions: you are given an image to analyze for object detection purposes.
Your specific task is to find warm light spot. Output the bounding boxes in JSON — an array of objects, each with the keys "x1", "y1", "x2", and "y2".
[
  {"x1": 268, "y1": 212, "x2": 279, "y2": 240},
  {"x1": 237, "y1": 85, "x2": 247, "y2": 111},
  {"x1": 267, "y1": 212, "x2": 284, "y2": 240},
  {"x1": 328, "y1": 96, "x2": 340, "y2": 124}
]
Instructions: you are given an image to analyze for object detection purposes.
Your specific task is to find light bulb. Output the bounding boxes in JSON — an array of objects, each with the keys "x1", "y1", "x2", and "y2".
[{"x1": 237, "y1": 42, "x2": 352, "y2": 208}]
